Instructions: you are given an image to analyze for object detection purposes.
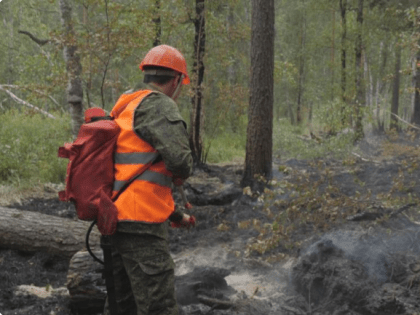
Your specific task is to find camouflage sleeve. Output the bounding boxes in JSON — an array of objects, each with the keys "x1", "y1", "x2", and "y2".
[{"x1": 133, "y1": 92, "x2": 193, "y2": 180}]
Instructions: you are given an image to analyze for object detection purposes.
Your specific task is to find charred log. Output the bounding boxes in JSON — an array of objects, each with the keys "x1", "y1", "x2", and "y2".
[
  {"x1": 67, "y1": 250, "x2": 105, "y2": 314},
  {"x1": 184, "y1": 185, "x2": 242, "y2": 206},
  {"x1": 66, "y1": 254, "x2": 236, "y2": 314}
]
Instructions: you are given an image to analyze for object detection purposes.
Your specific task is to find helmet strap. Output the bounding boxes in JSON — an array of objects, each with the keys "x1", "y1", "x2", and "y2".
[{"x1": 171, "y1": 74, "x2": 184, "y2": 100}]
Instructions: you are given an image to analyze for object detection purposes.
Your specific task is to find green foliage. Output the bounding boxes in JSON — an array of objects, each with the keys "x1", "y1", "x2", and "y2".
[
  {"x1": 0, "y1": 110, "x2": 72, "y2": 186},
  {"x1": 203, "y1": 131, "x2": 246, "y2": 163},
  {"x1": 273, "y1": 115, "x2": 355, "y2": 160},
  {"x1": 0, "y1": 0, "x2": 419, "y2": 189}
]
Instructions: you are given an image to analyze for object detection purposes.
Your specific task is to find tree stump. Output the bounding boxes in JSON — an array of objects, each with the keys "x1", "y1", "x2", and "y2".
[{"x1": 67, "y1": 249, "x2": 106, "y2": 314}]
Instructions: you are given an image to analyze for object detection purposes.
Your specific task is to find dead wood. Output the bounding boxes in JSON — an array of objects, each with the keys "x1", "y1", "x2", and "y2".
[
  {"x1": 67, "y1": 249, "x2": 105, "y2": 313},
  {"x1": 346, "y1": 203, "x2": 416, "y2": 222},
  {"x1": 0, "y1": 84, "x2": 62, "y2": 110},
  {"x1": 0, "y1": 206, "x2": 100, "y2": 257},
  {"x1": 66, "y1": 255, "x2": 237, "y2": 314},
  {"x1": 197, "y1": 295, "x2": 234, "y2": 310},
  {"x1": 0, "y1": 86, "x2": 56, "y2": 119}
]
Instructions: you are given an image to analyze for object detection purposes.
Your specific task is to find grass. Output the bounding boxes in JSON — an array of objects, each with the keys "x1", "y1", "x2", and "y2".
[
  {"x1": 203, "y1": 107, "x2": 357, "y2": 165},
  {"x1": 203, "y1": 131, "x2": 246, "y2": 164},
  {"x1": 273, "y1": 120, "x2": 355, "y2": 160},
  {"x1": 0, "y1": 110, "x2": 72, "y2": 189}
]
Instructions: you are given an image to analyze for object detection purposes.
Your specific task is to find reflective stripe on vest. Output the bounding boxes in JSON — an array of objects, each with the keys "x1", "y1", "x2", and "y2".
[
  {"x1": 113, "y1": 170, "x2": 172, "y2": 191},
  {"x1": 114, "y1": 152, "x2": 159, "y2": 165}
]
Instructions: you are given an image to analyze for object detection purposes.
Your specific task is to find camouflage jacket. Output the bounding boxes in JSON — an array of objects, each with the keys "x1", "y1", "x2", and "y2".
[{"x1": 116, "y1": 84, "x2": 193, "y2": 239}]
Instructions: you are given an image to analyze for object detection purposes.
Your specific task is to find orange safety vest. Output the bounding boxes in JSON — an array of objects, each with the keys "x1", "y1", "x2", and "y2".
[{"x1": 110, "y1": 90, "x2": 174, "y2": 223}]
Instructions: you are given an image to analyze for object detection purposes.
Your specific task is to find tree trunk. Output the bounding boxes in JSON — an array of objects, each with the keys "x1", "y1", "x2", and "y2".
[
  {"x1": 411, "y1": 44, "x2": 420, "y2": 125},
  {"x1": 339, "y1": 0, "x2": 347, "y2": 103},
  {"x1": 286, "y1": 84, "x2": 295, "y2": 125},
  {"x1": 331, "y1": 7, "x2": 335, "y2": 101},
  {"x1": 241, "y1": 0, "x2": 274, "y2": 189},
  {"x1": 152, "y1": 0, "x2": 161, "y2": 47},
  {"x1": 59, "y1": 0, "x2": 84, "y2": 138},
  {"x1": 296, "y1": 0, "x2": 306, "y2": 125},
  {"x1": 375, "y1": 40, "x2": 388, "y2": 132},
  {"x1": 364, "y1": 51, "x2": 373, "y2": 108},
  {"x1": 354, "y1": 0, "x2": 365, "y2": 141},
  {"x1": 0, "y1": 206, "x2": 100, "y2": 258},
  {"x1": 189, "y1": 0, "x2": 206, "y2": 165},
  {"x1": 7, "y1": 1, "x2": 14, "y2": 87},
  {"x1": 390, "y1": 41, "x2": 402, "y2": 131}
]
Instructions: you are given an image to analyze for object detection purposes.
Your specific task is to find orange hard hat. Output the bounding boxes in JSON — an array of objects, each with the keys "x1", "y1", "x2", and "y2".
[{"x1": 140, "y1": 45, "x2": 190, "y2": 85}]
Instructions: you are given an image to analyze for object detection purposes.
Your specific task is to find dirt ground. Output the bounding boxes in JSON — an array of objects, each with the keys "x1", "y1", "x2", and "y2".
[{"x1": 3, "y1": 131, "x2": 420, "y2": 314}]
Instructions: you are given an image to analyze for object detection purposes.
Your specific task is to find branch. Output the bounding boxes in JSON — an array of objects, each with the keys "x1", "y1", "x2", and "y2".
[
  {"x1": 0, "y1": 86, "x2": 56, "y2": 119},
  {"x1": 0, "y1": 85, "x2": 61, "y2": 110},
  {"x1": 197, "y1": 295, "x2": 234, "y2": 310},
  {"x1": 384, "y1": 109, "x2": 420, "y2": 131},
  {"x1": 18, "y1": 30, "x2": 50, "y2": 46}
]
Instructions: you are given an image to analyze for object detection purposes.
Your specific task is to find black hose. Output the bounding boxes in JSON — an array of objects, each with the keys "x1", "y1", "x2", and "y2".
[{"x1": 86, "y1": 219, "x2": 104, "y2": 265}]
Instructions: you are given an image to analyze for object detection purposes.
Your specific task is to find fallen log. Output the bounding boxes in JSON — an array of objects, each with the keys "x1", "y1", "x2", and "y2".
[{"x1": 0, "y1": 206, "x2": 101, "y2": 258}]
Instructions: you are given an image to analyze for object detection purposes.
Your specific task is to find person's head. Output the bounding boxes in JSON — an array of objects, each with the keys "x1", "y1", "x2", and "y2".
[{"x1": 140, "y1": 45, "x2": 190, "y2": 100}]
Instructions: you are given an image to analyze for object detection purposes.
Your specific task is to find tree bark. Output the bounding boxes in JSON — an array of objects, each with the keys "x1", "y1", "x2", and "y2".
[
  {"x1": 59, "y1": 0, "x2": 84, "y2": 138},
  {"x1": 390, "y1": 41, "x2": 402, "y2": 131},
  {"x1": 0, "y1": 206, "x2": 100, "y2": 258},
  {"x1": 152, "y1": 0, "x2": 161, "y2": 47},
  {"x1": 411, "y1": 43, "x2": 420, "y2": 125},
  {"x1": 364, "y1": 51, "x2": 373, "y2": 108},
  {"x1": 339, "y1": 0, "x2": 347, "y2": 103},
  {"x1": 296, "y1": 0, "x2": 306, "y2": 125},
  {"x1": 331, "y1": 7, "x2": 335, "y2": 101},
  {"x1": 375, "y1": 40, "x2": 388, "y2": 132},
  {"x1": 286, "y1": 84, "x2": 295, "y2": 125},
  {"x1": 7, "y1": 0, "x2": 14, "y2": 86},
  {"x1": 241, "y1": 0, "x2": 274, "y2": 189},
  {"x1": 354, "y1": 0, "x2": 365, "y2": 141},
  {"x1": 189, "y1": 0, "x2": 206, "y2": 165}
]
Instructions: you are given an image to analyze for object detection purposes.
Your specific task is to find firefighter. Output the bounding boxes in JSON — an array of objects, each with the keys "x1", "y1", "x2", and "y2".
[{"x1": 103, "y1": 44, "x2": 194, "y2": 315}]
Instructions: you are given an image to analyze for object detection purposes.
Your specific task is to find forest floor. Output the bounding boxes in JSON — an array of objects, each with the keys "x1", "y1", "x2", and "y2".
[{"x1": 3, "y1": 130, "x2": 420, "y2": 314}]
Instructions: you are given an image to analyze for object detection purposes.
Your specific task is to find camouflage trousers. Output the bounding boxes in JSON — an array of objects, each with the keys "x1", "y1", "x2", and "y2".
[{"x1": 103, "y1": 232, "x2": 179, "y2": 315}]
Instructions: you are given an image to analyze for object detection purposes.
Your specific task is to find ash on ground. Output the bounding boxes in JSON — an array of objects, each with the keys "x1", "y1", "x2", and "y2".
[{"x1": 3, "y1": 132, "x2": 420, "y2": 314}]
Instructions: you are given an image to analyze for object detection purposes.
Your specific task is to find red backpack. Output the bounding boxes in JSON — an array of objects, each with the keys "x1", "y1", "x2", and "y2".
[{"x1": 58, "y1": 108, "x2": 119, "y2": 235}]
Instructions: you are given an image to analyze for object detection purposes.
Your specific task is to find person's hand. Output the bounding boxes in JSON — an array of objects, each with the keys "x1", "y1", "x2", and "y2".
[{"x1": 171, "y1": 214, "x2": 196, "y2": 229}]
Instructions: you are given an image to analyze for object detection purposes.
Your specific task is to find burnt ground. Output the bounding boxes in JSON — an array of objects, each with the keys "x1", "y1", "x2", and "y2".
[{"x1": 3, "y1": 132, "x2": 420, "y2": 314}]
